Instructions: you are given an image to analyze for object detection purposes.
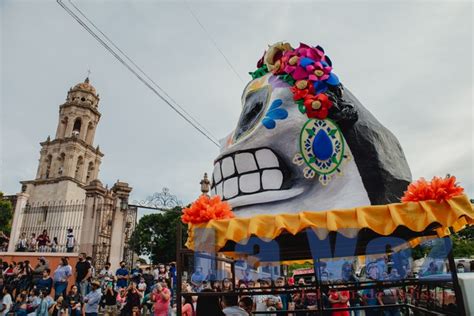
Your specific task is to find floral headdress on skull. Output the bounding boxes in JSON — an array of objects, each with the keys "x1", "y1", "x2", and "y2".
[
  {"x1": 250, "y1": 42, "x2": 351, "y2": 185},
  {"x1": 250, "y1": 42, "x2": 340, "y2": 120}
]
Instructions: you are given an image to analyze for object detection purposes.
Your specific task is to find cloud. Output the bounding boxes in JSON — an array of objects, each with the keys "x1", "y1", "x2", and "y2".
[{"x1": 1, "y1": 0, "x2": 472, "y2": 205}]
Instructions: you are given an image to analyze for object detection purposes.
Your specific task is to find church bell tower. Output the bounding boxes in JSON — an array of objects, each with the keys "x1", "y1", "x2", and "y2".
[{"x1": 21, "y1": 77, "x2": 104, "y2": 202}]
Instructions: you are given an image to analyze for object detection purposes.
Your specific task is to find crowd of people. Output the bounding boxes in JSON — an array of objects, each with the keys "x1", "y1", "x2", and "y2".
[
  {"x1": 0, "y1": 253, "x2": 452, "y2": 316},
  {"x1": 180, "y1": 275, "x2": 407, "y2": 316},
  {"x1": 0, "y1": 254, "x2": 178, "y2": 316},
  {"x1": 14, "y1": 229, "x2": 76, "y2": 253}
]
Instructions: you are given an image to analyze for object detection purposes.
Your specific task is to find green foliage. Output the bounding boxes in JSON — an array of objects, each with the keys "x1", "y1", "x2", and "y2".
[
  {"x1": 411, "y1": 245, "x2": 426, "y2": 260},
  {"x1": 411, "y1": 228, "x2": 474, "y2": 260},
  {"x1": 0, "y1": 192, "x2": 13, "y2": 235},
  {"x1": 287, "y1": 261, "x2": 313, "y2": 276},
  {"x1": 455, "y1": 226, "x2": 474, "y2": 241},
  {"x1": 452, "y1": 227, "x2": 474, "y2": 258},
  {"x1": 129, "y1": 207, "x2": 187, "y2": 264}
]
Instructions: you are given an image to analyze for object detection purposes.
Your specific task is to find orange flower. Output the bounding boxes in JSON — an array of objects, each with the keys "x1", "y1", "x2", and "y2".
[
  {"x1": 181, "y1": 195, "x2": 234, "y2": 224},
  {"x1": 401, "y1": 175, "x2": 464, "y2": 203}
]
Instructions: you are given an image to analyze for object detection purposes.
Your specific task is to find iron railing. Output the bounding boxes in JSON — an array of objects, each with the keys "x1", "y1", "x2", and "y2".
[{"x1": 15, "y1": 201, "x2": 84, "y2": 252}]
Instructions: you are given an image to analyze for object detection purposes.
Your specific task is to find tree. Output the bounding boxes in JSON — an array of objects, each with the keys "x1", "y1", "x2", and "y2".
[
  {"x1": 452, "y1": 227, "x2": 474, "y2": 258},
  {"x1": 129, "y1": 207, "x2": 187, "y2": 264},
  {"x1": 0, "y1": 192, "x2": 13, "y2": 235}
]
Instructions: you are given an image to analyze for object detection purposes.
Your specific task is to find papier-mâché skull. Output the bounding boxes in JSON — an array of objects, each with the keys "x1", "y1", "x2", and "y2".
[{"x1": 210, "y1": 42, "x2": 412, "y2": 217}]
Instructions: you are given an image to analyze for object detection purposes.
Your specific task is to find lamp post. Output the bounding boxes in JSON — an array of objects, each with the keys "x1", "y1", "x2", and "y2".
[{"x1": 200, "y1": 173, "x2": 211, "y2": 196}]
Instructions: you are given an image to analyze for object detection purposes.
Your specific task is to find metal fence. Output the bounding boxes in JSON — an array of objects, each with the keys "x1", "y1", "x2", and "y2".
[{"x1": 16, "y1": 201, "x2": 84, "y2": 252}]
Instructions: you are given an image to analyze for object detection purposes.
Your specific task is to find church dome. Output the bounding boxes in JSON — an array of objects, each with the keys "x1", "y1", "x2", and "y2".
[
  {"x1": 72, "y1": 77, "x2": 97, "y2": 95},
  {"x1": 65, "y1": 77, "x2": 100, "y2": 109}
]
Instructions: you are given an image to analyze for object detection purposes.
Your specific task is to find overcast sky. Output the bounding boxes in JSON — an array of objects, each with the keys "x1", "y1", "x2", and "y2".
[{"x1": 1, "y1": 0, "x2": 472, "y2": 213}]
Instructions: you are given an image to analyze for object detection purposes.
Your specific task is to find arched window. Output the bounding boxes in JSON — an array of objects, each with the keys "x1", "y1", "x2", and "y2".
[
  {"x1": 75, "y1": 156, "x2": 84, "y2": 180},
  {"x1": 57, "y1": 153, "x2": 66, "y2": 176},
  {"x1": 59, "y1": 117, "x2": 68, "y2": 138},
  {"x1": 45, "y1": 155, "x2": 52, "y2": 179},
  {"x1": 85, "y1": 122, "x2": 94, "y2": 144},
  {"x1": 72, "y1": 118, "x2": 82, "y2": 137},
  {"x1": 86, "y1": 162, "x2": 94, "y2": 183}
]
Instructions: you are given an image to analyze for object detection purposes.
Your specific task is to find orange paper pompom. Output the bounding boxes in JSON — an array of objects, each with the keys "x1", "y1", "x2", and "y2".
[
  {"x1": 181, "y1": 195, "x2": 234, "y2": 224},
  {"x1": 401, "y1": 175, "x2": 464, "y2": 203}
]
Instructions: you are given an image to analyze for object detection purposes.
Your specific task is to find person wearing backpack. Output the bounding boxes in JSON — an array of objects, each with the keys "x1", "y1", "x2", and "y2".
[{"x1": 66, "y1": 228, "x2": 76, "y2": 253}]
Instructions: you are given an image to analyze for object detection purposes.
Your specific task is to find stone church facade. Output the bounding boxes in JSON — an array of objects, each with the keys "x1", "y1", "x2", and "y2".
[{"x1": 8, "y1": 78, "x2": 136, "y2": 269}]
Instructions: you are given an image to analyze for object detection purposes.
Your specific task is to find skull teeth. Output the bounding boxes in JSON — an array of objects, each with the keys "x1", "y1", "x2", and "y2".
[
  {"x1": 211, "y1": 148, "x2": 286, "y2": 200},
  {"x1": 262, "y1": 169, "x2": 283, "y2": 190},
  {"x1": 235, "y1": 153, "x2": 257, "y2": 174},
  {"x1": 221, "y1": 157, "x2": 235, "y2": 178}
]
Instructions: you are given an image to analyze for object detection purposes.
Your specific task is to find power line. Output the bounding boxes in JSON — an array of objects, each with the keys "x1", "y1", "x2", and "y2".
[
  {"x1": 66, "y1": 0, "x2": 218, "y2": 142},
  {"x1": 57, "y1": 0, "x2": 220, "y2": 147},
  {"x1": 185, "y1": 1, "x2": 244, "y2": 84}
]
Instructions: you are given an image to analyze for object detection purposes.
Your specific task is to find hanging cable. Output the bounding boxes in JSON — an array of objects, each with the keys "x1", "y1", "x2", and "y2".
[
  {"x1": 57, "y1": 0, "x2": 220, "y2": 147},
  {"x1": 66, "y1": 0, "x2": 218, "y2": 142},
  {"x1": 185, "y1": 1, "x2": 244, "y2": 84}
]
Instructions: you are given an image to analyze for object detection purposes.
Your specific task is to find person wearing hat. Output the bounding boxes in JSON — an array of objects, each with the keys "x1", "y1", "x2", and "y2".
[{"x1": 83, "y1": 281, "x2": 102, "y2": 316}]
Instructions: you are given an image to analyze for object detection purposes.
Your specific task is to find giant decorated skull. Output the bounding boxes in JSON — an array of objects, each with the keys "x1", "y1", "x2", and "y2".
[{"x1": 210, "y1": 42, "x2": 412, "y2": 217}]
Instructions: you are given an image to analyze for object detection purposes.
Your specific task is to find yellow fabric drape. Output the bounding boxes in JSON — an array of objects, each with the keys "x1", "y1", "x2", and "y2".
[{"x1": 186, "y1": 195, "x2": 473, "y2": 252}]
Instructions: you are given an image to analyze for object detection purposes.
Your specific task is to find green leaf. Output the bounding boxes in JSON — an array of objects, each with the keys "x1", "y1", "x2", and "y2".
[
  {"x1": 331, "y1": 156, "x2": 338, "y2": 164},
  {"x1": 328, "y1": 129, "x2": 337, "y2": 136},
  {"x1": 249, "y1": 65, "x2": 269, "y2": 79},
  {"x1": 298, "y1": 103, "x2": 306, "y2": 114},
  {"x1": 306, "y1": 128, "x2": 315, "y2": 136},
  {"x1": 309, "y1": 157, "x2": 316, "y2": 163},
  {"x1": 279, "y1": 74, "x2": 295, "y2": 86}
]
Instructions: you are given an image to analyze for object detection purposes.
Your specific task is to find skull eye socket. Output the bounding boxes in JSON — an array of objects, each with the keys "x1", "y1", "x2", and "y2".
[{"x1": 234, "y1": 86, "x2": 270, "y2": 142}]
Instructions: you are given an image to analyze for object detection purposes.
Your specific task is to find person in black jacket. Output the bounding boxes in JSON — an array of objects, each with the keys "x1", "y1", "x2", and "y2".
[
  {"x1": 143, "y1": 267, "x2": 155, "y2": 294},
  {"x1": 65, "y1": 284, "x2": 83, "y2": 316},
  {"x1": 102, "y1": 282, "x2": 118, "y2": 316},
  {"x1": 121, "y1": 282, "x2": 141, "y2": 316},
  {"x1": 196, "y1": 286, "x2": 224, "y2": 316}
]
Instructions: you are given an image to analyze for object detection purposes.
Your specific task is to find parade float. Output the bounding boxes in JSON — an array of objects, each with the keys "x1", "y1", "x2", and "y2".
[{"x1": 177, "y1": 42, "x2": 474, "y2": 315}]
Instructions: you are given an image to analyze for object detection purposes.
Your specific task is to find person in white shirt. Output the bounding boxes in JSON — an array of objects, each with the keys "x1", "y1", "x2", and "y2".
[
  {"x1": 252, "y1": 279, "x2": 282, "y2": 316},
  {"x1": 153, "y1": 265, "x2": 160, "y2": 281},
  {"x1": 66, "y1": 228, "x2": 75, "y2": 253},
  {"x1": 138, "y1": 277, "x2": 147, "y2": 294},
  {"x1": 98, "y1": 262, "x2": 114, "y2": 288},
  {"x1": 0, "y1": 287, "x2": 13, "y2": 316},
  {"x1": 16, "y1": 232, "x2": 28, "y2": 252},
  {"x1": 28, "y1": 233, "x2": 37, "y2": 252}
]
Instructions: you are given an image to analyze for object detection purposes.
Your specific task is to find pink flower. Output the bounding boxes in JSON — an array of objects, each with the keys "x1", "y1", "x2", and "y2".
[
  {"x1": 282, "y1": 50, "x2": 299, "y2": 75},
  {"x1": 308, "y1": 61, "x2": 332, "y2": 81},
  {"x1": 281, "y1": 44, "x2": 329, "y2": 81},
  {"x1": 295, "y1": 43, "x2": 325, "y2": 62}
]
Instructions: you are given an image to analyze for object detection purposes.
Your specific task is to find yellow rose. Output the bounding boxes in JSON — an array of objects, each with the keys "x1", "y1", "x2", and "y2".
[{"x1": 264, "y1": 42, "x2": 293, "y2": 72}]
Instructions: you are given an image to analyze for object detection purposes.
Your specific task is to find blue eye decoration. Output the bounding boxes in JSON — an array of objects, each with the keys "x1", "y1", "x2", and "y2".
[{"x1": 262, "y1": 99, "x2": 288, "y2": 129}]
